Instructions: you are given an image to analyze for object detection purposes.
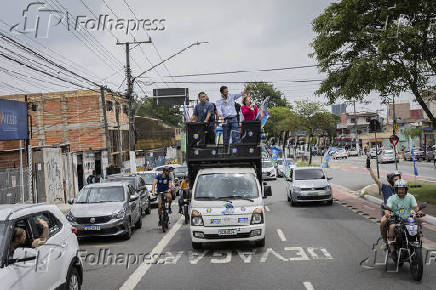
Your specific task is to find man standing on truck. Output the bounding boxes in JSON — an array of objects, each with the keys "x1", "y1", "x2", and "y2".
[
  {"x1": 216, "y1": 85, "x2": 248, "y2": 145},
  {"x1": 191, "y1": 92, "x2": 215, "y2": 144}
]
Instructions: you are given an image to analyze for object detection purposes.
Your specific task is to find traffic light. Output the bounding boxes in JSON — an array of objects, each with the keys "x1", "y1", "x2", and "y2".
[{"x1": 369, "y1": 119, "x2": 381, "y2": 133}]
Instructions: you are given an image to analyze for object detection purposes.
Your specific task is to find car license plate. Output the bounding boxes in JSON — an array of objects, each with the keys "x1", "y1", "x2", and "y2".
[
  {"x1": 84, "y1": 225, "x2": 101, "y2": 231},
  {"x1": 218, "y1": 229, "x2": 237, "y2": 236}
]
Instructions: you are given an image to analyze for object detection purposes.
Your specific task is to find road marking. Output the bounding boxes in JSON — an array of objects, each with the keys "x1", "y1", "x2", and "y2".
[
  {"x1": 119, "y1": 217, "x2": 183, "y2": 290},
  {"x1": 265, "y1": 206, "x2": 270, "y2": 212},
  {"x1": 277, "y1": 229, "x2": 287, "y2": 242},
  {"x1": 303, "y1": 282, "x2": 314, "y2": 290}
]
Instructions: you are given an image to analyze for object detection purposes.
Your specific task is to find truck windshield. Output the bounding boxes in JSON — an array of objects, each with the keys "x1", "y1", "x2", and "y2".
[{"x1": 195, "y1": 173, "x2": 259, "y2": 199}]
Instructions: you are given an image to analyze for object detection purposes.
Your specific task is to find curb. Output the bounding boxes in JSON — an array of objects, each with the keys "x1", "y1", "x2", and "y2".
[{"x1": 359, "y1": 184, "x2": 436, "y2": 226}]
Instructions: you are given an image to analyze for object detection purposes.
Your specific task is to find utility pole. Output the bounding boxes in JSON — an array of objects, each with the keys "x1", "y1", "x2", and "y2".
[
  {"x1": 117, "y1": 39, "x2": 152, "y2": 173},
  {"x1": 352, "y1": 100, "x2": 359, "y2": 155},
  {"x1": 100, "y1": 86, "x2": 112, "y2": 173},
  {"x1": 392, "y1": 96, "x2": 399, "y2": 170}
]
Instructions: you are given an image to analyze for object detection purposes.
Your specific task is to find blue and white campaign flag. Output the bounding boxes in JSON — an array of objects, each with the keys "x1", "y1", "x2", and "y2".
[
  {"x1": 283, "y1": 154, "x2": 291, "y2": 178},
  {"x1": 260, "y1": 103, "x2": 269, "y2": 128},
  {"x1": 409, "y1": 137, "x2": 419, "y2": 176},
  {"x1": 270, "y1": 146, "x2": 282, "y2": 161},
  {"x1": 321, "y1": 149, "x2": 330, "y2": 168},
  {"x1": 256, "y1": 96, "x2": 270, "y2": 119}
]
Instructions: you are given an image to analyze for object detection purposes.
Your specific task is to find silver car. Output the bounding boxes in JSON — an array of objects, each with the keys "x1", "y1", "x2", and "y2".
[
  {"x1": 138, "y1": 171, "x2": 159, "y2": 206},
  {"x1": 287, "y1": 167, "x2": 333, "y2": 206},
  {"x1": 377, "y1": 149, "x2": 398, "y2": 164},
  {"x1": 67, "y1": 182, "x2": 142, "y2": 240}
]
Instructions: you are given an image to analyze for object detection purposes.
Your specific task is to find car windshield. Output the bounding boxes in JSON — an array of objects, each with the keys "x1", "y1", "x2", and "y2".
[
  {"x1": 140, "y1": 173, "x2": 156, "y2": 184},
  {"x1": 195, "y1": 173, "x2": 259, "y2": 199},
  {"x1": 104, "y1": 177, "x2": 136, "y2": 188},
  {"x1": 262, "y1": 161, "x2": 274, "y2": 168},
  {"x1": 76, "y1": 186, "x2": 125, "y2": 203},
  {"x1": 174, "y1": 167, "x2": 187, "y2": 173},
  {"x1": 295, "y1": 169, "x2": 325, "y2": 180}
]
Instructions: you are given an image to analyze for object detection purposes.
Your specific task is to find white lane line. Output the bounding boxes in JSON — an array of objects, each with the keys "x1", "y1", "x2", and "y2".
[
  {"x1": 276, "y1": 229, "x2": 287, "y2": 242},
  {"x1": 303, "y1": 281, "x2": 314, "y2": 290},
  {"x1": 119, "y1": 217, "x2": 183, "y2": 290},
  {"x1": 265, "y1": 206, "x2": 270, "y2": 212}
]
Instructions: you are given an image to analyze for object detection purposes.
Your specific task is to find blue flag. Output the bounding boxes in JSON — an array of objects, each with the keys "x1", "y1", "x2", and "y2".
[
  {"x1": 321, "y1": 149, "x2": 330, "y2": 168},
  {"x1": 260, "y1": 103, "x2": 268, "y2": 127},
  {"x1": 270, "y1": 146, "x2": 282, "y2": 161},
  {"x1": 409, "y1": 137, "x2": 418, "y2": 176}
]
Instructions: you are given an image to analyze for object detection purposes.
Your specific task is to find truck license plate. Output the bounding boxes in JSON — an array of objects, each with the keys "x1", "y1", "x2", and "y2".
[{"x1": 218, "y1": 229, "x2": 237, "y2": 236}]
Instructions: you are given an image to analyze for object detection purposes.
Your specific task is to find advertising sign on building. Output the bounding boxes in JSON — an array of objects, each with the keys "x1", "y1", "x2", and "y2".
[{"x1": 0, "y1": 99, "x2": 28, "y2": 140}]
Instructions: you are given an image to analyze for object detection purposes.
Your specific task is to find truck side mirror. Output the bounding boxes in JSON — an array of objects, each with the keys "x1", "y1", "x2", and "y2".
[{"x1": 263, "y1": 185, "x2": 272, "y2": 198}]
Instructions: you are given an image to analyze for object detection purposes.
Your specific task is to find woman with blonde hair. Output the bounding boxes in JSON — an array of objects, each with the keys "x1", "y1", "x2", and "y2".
[{"x1": 241, "y1": 94, "x2": 263, "y2": 121}]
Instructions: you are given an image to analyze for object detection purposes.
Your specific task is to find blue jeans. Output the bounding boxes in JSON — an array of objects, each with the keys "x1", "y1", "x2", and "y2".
[{"x1": 223, "y1": 116, "x2": 240, "y2": 145}]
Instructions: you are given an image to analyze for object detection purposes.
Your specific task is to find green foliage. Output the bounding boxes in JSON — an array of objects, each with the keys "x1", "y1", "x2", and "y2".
[
  {"x1": 245, "y1": 82, "x2": 289, "y2": 108},
  {"x1": 402, "y1": 126, "x2": 422, "y2": 139},
  {"x1": 311, "y1": 0, "x2": 436, "y2": 128},
  {"x1": 135, "y1": 99, "x2": 183, "y2": 127}
]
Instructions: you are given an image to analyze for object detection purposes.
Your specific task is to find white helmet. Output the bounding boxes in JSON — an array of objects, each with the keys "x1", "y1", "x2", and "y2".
[{"x1": 393, "y1": 179, "x2": 408, "y2": 192}]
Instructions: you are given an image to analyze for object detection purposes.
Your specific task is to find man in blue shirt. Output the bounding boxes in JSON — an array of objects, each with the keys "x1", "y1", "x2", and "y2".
[
  {"x1": 216, "y1": 86, "x2": 248, "y2": 145},
  {"x1": 191, "y1": 92, "x2": 215, "y2": 144},
  {"x1": 152, "y1": 167, "x2": 173, "y2": 226}
]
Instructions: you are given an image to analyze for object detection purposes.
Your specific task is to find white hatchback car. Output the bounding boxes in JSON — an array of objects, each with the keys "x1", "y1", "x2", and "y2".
[
  {"x1": 333, "y1": 149, "x2": 348, "y2": 159},
  {"x1": 0, "y1": 203, "x2": 83, "y2": 290}
]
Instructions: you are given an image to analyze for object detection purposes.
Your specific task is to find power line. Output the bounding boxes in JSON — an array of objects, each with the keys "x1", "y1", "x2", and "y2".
[
  {"x1": 167, "y1": 64, "x2": 319, "y2": 78},
  {"x1": 141, "y1": 79, "x2": 323, "y2": 85}
]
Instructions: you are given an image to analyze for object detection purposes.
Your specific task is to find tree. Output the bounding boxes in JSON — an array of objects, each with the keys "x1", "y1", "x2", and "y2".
[
  {"x1": 135, "y1": 98, "x2": 183, "y2": 127},
  {"x1": 245, "y1": 82, "x2": 289, "y2": 108},
  {"x1": 294, "y1": 101, "x2": 337, "y2": 164},
  {"x1": 264, "y1": 106, "x2": 302, "y2": 152},
  {"x1": 311, "y1": 0, "x2": 436, "y2": 128}
]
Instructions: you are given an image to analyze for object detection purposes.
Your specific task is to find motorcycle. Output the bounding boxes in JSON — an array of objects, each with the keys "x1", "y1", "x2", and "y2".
[{"x1": 382, "y1": 202, "x2": 427, "y2": 281}]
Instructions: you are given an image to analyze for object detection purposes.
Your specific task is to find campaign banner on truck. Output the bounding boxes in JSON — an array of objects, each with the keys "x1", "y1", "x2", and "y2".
[{"x1": 0, "y1": 99, "x2": 28, "y2": 140}]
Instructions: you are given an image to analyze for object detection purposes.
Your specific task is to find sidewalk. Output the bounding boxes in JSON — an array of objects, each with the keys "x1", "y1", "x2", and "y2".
[{"x1": 55, "y1": 202, "x2": 71, "y2": 214}]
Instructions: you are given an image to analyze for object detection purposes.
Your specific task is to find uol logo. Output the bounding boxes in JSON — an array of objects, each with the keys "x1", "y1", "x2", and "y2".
[{"x1": 10, "y1": 2, "x2": 64, "y2": 38}]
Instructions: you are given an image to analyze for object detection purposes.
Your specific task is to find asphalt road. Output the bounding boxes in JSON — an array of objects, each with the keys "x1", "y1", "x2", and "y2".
[{"x1": 79, "y1": 177, "x2": 436, "y2": 290}]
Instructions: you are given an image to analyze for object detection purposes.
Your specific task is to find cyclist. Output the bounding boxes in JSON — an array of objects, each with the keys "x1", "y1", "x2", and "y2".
[{"x1": 151, "y1": 167, "x2": 173, "y2": 226}]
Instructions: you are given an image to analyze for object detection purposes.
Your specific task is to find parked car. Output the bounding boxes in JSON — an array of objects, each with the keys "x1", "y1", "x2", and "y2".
[
  {"x1": 404, "y1": 148, "x2": 425, "y2": 161},
  {"x1": 262, "y1": 159, "x2": 277, "y2": 180},
  {"x1": 103, "y1": 174, "x2": 151, "y2": 216},
  {"x1": 348, "y1": 148, "x2": 359, "y2": 156},
  {"x1": 333, "y1": 148, "x2": 348, "y2": 159},
  {"x1": 138, "y1": 171, "x2": 158, "y2": 205},
  {"x1": 67, "y1": 182, "x2": 142, "y2": 240},
  {"x1": 0, "y1": 203, "x2": 83, "y2": 290},
  {"x1": 426, "y1": 145, "x2": 435, "y2": 162},
  {"x1": 287, "y1": 167, "x2": 333, "y2": 206},
  {"x1": 277, "y1": 158, "x2": 296, "y2": 177},
  {"x1": 377, "y1": 149, "x2": 398, "y2": 164}
]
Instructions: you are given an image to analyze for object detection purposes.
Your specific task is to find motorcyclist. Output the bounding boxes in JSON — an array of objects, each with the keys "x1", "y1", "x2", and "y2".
[
  {"x1": 367, "y1": 157, "x2": 401, "y2": 204},
  {"x1": 384, "y1": 179, "x2": 424, "y2": 251},
  {"x1": 178, "y1": 176, "x2": 190, "y2": 214},
  {"x1": 151, "y1": 167, "x2": 173, "y2": 226}
]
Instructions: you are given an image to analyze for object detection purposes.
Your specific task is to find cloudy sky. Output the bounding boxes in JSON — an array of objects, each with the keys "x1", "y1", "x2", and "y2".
[{"x1": 0, "y1": 0, "x2": 419, "y2": 115}]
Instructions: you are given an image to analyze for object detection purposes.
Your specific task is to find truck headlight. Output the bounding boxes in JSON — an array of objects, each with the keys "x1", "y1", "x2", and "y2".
[
  {"x1": 191, "y1": 210, "x2": 204, "y2": 226},
  {"x1": 251, "y1": 208, "x2": 264, "y2": 224},
  {"x1": 66, "y1": 211, "x2": 76, "y2": 222}
]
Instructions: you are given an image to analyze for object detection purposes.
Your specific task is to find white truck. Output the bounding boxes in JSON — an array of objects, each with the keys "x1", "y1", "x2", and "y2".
[{"x1": 185, "y1": 120, "x2": 272, "y2": 249}]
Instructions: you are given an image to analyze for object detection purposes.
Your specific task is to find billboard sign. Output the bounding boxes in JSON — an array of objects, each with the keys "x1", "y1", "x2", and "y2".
[
  {"x1": 0, "y1": 99, "x2": 28, "y2": 140},
  {"x1": 152, "y1": 88, "x2": 188, "y2": 106}
]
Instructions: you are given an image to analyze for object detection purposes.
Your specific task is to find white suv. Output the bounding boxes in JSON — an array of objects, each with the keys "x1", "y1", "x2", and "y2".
[{"x1": 0, "y1": 203, "x2": 83, "y2": 290}]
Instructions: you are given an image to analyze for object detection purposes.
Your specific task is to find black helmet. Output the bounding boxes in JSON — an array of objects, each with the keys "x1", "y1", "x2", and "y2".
[
  {"x1": 387, "y1": 171, "x2": 401, "y2": 186},
  {"x1": 162, "y1": 167, "x2": 170, "y2": 172}
]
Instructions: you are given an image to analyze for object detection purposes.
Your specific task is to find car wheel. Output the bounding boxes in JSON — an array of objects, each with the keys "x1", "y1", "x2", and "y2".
[
  {"x1": 255, "y1": 237, "x2": 265, "y2": 248},
  {"x1": 145, "y1": 205, "x2": 151, "y2": 215},
  {"x1": 290, "y1": 199, "x2": 298, "y2": 207},
  {"x1": 192, "y1": 242, "x2": 202, "y2": 250},
  {"x1": 66, "y1": 266, "x2": 81, "y2": 290},
  {"x1": 122, "y1": 220, "x2": 132, "y2": 240},
  {"x1": 135, "y1": 216, "x2": 142, "y2": 229},
  {"x1": 326, "y1": 199, "x2": 333, "y2": 206}
]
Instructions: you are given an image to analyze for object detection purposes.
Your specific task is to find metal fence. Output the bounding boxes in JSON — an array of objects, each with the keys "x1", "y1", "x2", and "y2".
[{"x1": 0, "y1": 168, "x2": 30, "y2": 204}]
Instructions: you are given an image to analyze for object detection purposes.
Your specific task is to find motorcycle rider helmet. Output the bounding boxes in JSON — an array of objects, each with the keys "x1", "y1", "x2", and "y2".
[
  {"x1": 393, "y1": 179, "x2": 408, "y2": 193},
  {"x1": 387, "y1": 170, "x2": 401, "y2": 186}
]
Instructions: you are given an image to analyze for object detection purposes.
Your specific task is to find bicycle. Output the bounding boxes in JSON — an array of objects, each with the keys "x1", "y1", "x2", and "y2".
[{"x1": 157, "y1": 191, "x2": 170, "y2": 233}]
